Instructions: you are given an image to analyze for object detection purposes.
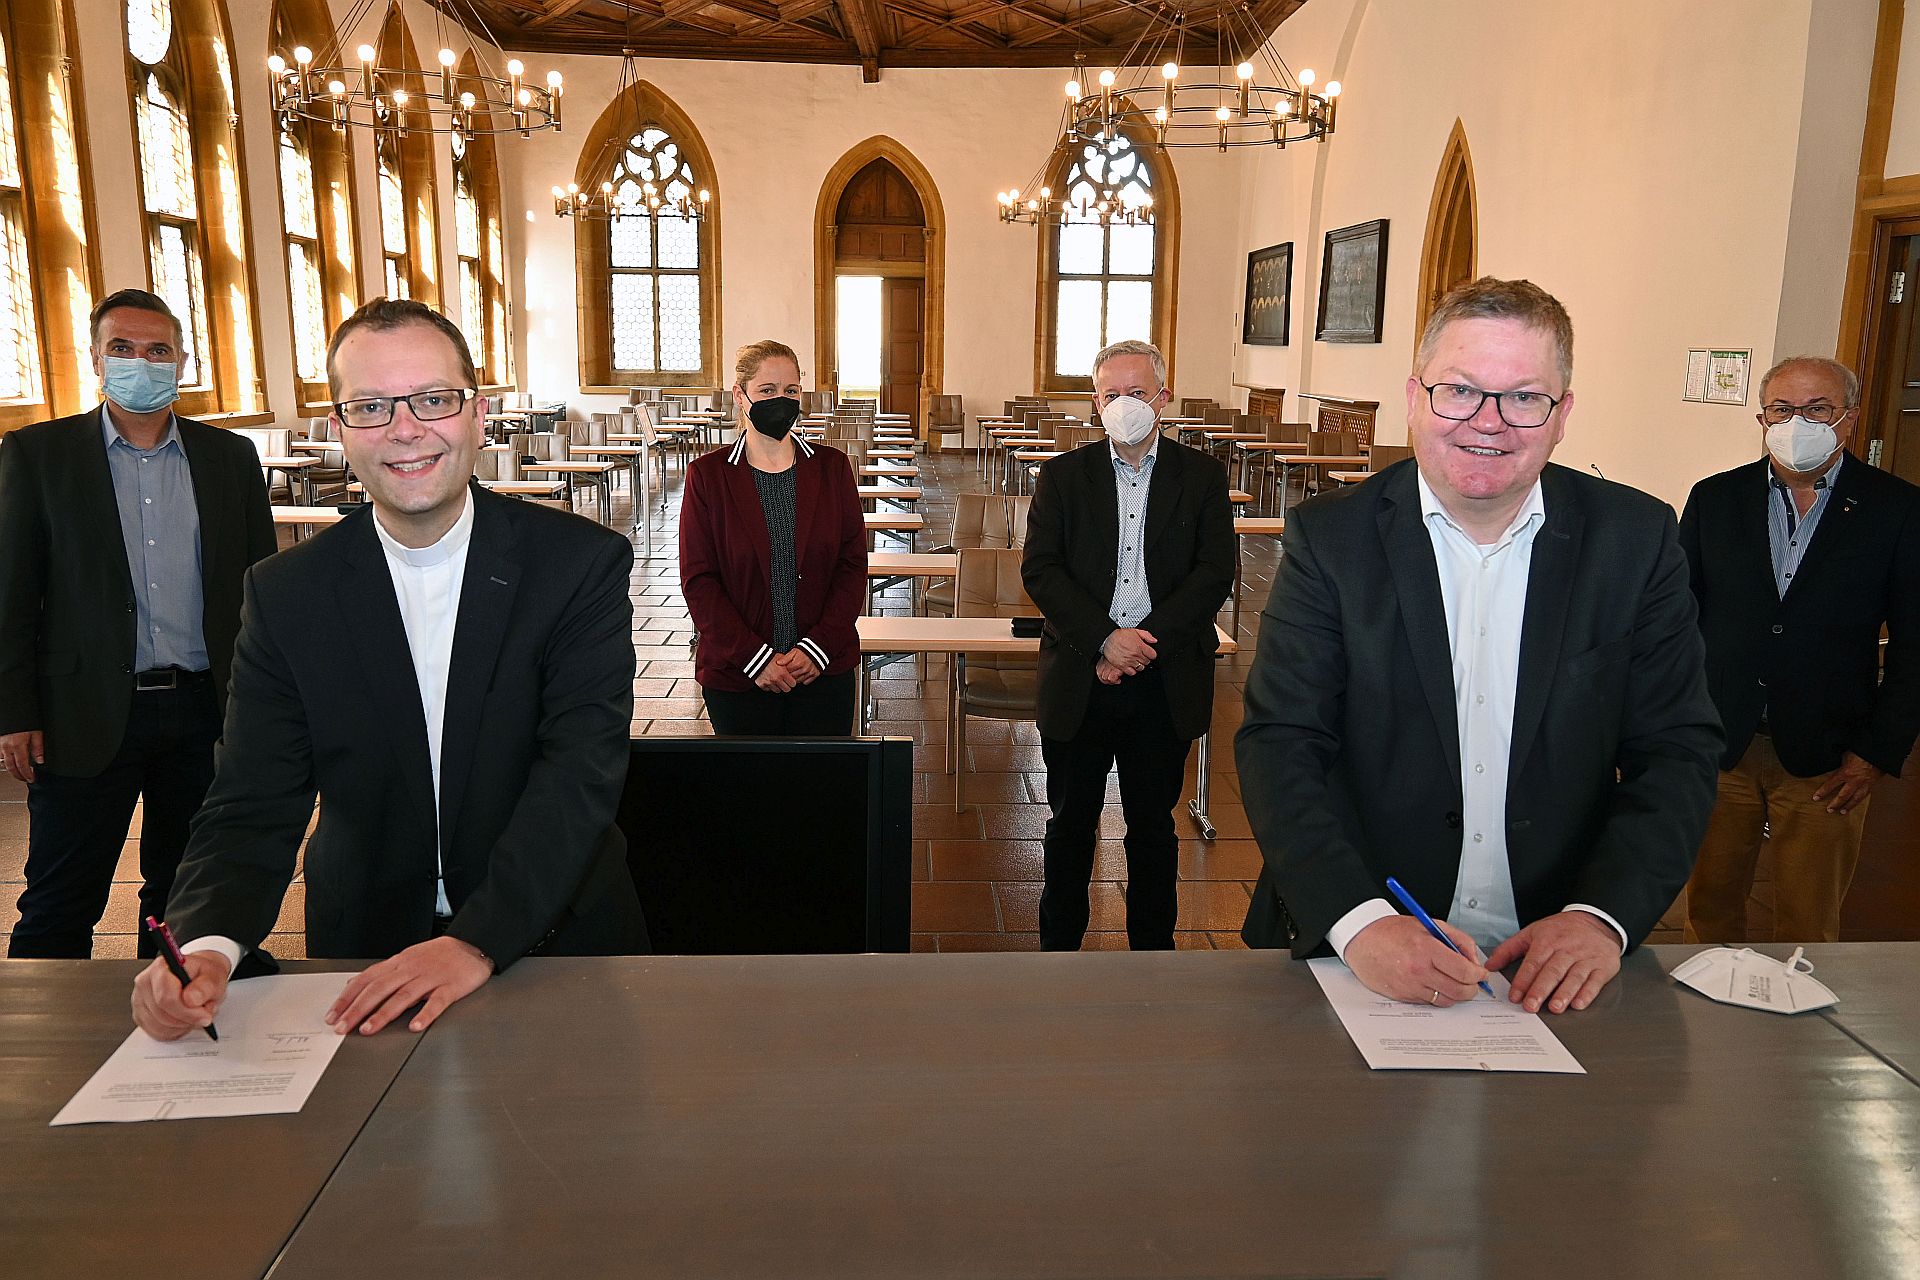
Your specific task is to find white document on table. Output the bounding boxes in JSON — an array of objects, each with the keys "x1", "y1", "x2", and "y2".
[
  {"x1": 51, "y1": 972, "x2": 356, "y2": 1126},
  {"x1": 1309, "y1": 958, "x2": 1585, "y2": 1074}
]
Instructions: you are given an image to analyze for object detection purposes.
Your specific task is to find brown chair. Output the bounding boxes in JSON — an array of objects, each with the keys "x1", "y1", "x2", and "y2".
[
  {"x1": 950, "y1": 547, "x2": 1039, "y2": 812},
  {"x1": 1368, "y1": 443, "x2": 1413, "y2": 469},
  {"x1": 926, "y1": 493, "x2": 1022, "y2": 617},
  {"x1": 235, "y1": 428, "x2": 294, "y2": 502},
  {"x1": 293, "y1": 417, "x2": 351, "y2": 501},
  {"x1": 930, "y1": 394, "x2": 964, "y2": 441},
  {"x1": 1180, "y1": 397, "x2": 1216, "y2": 417}
]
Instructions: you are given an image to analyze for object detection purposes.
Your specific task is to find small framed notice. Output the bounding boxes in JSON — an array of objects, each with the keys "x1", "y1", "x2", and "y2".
[
  {"x1": 1683, "y1": 350, "x2": 1711, "y2": 402},
  {"x1": 1703, "y1": 349, "x2": 1752, "y2": 405}
]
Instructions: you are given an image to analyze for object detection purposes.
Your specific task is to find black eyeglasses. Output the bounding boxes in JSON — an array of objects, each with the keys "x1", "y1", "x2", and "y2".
[
  {"x1": 1760, "y1": 401, "x2": 1849, "y2": 426},
  {"x1": 334, "y1": 387, "x2": 474, "y2": 429},
  {"x1": 1419, "y1": 381, "x2": 1563, "y2": 429}
]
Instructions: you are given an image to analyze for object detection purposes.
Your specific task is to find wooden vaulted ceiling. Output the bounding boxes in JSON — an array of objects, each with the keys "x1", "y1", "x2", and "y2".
[{"x1": 449, "y1": 0, "x2": 1308, "y2": 81}]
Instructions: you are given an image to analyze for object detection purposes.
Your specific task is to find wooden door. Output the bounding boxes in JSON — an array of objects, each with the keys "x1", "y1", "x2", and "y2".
[
  {"x1": 1867, "y1": 231, "x2": 1920, "y2": 484},
  {"x1": 883, "y1": 277, "x2": 923, "y2": 430}
]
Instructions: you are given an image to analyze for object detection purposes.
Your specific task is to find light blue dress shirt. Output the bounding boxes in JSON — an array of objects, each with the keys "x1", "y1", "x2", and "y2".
[
  {"x1": 1107, "y1": 439, "x2": 1158, "y2": 632},
  {"x1": 1767, "y1": 452, "x2": 1840, "y2": 598},
  {"x1": 100, "y1": 407, "x2": 206, "y2": 673}
]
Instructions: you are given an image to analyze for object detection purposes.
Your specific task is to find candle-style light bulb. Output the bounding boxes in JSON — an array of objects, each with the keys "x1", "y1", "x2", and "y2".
[
  {"x1": 438, "y1": 48, "x2": 455, "y2": 67},
  {"x1": 294, "y1": 45, "x2": 313, "y2": 65},
  {"x1": 1098, "y1": 69, "x2": 1116, "y2": 87},
  {"x1": 357, "y1": 44, "x2": 375, "y2": 63},
  {"x1": 1161, "y1": 62, "x2": 1178, "y2": 80},
  {"x1": 267, "y1": 54, "x2": 286, "y2": 74},
  {"x1": 1325, "y1": 80, "x2": 1341, "y2": 97},
  {"x1": 1299, "y1": 68, "x2": 1315, "y2": 86},
  {"x1": 1237, "y1": 62, "x2": 1254, "y2": 80}
]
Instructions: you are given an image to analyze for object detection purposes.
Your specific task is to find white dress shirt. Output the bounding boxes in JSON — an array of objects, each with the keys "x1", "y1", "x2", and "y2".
[
  {"x1": 184, "y1": 494, "x2": 475, "y2": 974},
  {"x1": 372, "y1": 491, "x2": 475, "y2": 918},
  {"x1": 1325, "y1": 472, "x2": 1627, "y2": 962}
]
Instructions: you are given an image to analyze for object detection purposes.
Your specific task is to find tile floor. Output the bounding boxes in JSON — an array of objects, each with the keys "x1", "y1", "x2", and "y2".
[{"x1": 0, "y1": 442, "x2": 1779, "y2": 958}]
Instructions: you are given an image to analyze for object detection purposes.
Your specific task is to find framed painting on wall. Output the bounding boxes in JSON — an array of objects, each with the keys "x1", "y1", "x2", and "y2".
[
  {"x1": 1316, "y1": 219, "x2": 1390, "y2": 344},
  {"x1": 1242, "y1": 242, "x2": 1292, "y2": 346}
]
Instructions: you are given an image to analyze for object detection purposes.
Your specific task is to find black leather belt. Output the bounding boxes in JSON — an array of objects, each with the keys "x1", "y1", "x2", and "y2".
[{"x1": 134, "y1": 668, "x2": 210, "y2": 691}]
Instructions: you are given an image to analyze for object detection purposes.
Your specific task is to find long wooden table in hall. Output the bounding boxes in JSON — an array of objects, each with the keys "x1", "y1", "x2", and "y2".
[
  {"x1": 6, "y1": 946, "x2": 1918, "y2": 1280},
  {"x1": 856, "y1": 616, "x2": 1238, "y2": 834}
]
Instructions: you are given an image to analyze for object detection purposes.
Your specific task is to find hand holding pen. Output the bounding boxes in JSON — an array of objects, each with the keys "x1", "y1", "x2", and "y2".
[
  {"x1": 1386, "y1": 878, "x2": 1495, "y2": 998},
  {"x1": 132, "y1": 917, "x2": 228, "y2": 1042}
]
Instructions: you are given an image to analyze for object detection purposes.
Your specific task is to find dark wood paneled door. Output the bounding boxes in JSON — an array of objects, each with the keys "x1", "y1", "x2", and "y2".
[
  {"x1": 883, "y1": 277, "x2": 923, "y2": 430},
  {"x1": 1868, "y1": 230, "x2": 1920, "y2": 484}
]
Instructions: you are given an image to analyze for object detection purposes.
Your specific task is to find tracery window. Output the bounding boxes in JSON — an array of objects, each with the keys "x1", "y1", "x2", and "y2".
[
  {"x1": 607, "y1": 127, "x2": 704, "y2": 375},
  {"x1": 1046, "y1": 133, "x2": 1157, "y2": 387},
  {"x1": 0, "y1": 25, "x2": 39, "y2": 402},
  {"x1": 0, "y1": 0, "x2": 97, "y2": 428},
  {"x1": 126, "y1": 0, "x2": 261, "y2": 414}
]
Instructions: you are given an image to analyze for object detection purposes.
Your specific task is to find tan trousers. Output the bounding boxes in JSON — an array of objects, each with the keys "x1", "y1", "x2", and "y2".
[{"x1": 1684, "y1": 733, "x2": 1869, "y2": 943}]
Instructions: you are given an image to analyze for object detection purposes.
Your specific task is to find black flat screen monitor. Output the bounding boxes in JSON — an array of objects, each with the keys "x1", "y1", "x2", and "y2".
[{"x1": 617, "y1": 736, "x2": 913, "y2": 954}]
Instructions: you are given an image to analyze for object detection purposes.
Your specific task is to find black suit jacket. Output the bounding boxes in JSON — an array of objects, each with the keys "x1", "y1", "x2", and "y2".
[
  {"x1": 1022, "y1": 438, "x2": 1236, "y2": 742},
  {"x1": 1237, "y1": 461, "x2": 1722, "y2": 956},
  {"x1": 1679, "y1": 454, "x2": 1920, "y2": 777},
  {"x1": 165, "y1": 485, "x2": 648, "y2": 965},
  {"x1": 0, "y1": 408, "x2": 275, "y2": 775}
]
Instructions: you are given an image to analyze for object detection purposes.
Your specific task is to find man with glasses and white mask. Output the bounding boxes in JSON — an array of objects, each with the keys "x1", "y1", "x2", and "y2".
[
  {"x1": 1679, "y1": 356, "x2": 1920, "y2": 944},
  {"x1": 1238, "y1": 277, "x2": 1720, "y2": 1013},
  {"x1": 131, "y1": 298, "x2": 647, "y2": 1042},
  {"x1": 1022, "y1": 339, "x2": 1234, "y2": 950}
]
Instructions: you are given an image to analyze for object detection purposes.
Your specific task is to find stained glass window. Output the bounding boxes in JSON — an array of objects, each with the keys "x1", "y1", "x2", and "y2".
[
  {"x1": 378, "y1": 152, "x2": 408, "y2": 299},
  {"x1": 1050, "y1": 133, "x2": 1156, "y2": 380},
  {"x1": 0, "y1": 22, "x2": 38, "y2": 402},
  {"x1": 125, "y1": 0, "x2": 172, "y2": 66},
  {"x1": 137, "y1": 75, "x2": 195, "y2": 219},
  {"x1": 454, "y1": 165, "x2": 482, "y2": 364},
  {"x1": 605, "y1": 125, "x2": 704, "y2": 375},
  {"x1": 134, "y1": 59, "x2": 205, "y2": 388},
  {"x1": 277, "y1": 127, "x2": 326, "y2": 383}
]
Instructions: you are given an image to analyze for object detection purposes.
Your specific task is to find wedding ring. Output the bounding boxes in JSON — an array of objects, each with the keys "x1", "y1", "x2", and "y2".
[{"x1": 1429, "y1": 989, "x2": 1440, "y2": 1005}]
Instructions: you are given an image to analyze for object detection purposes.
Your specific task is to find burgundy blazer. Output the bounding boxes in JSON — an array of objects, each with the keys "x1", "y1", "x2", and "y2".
[{"x1": 679, "y1": 434, "x2": 869, "y2": 692}]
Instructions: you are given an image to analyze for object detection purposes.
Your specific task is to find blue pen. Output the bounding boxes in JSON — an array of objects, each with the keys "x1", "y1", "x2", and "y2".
[{"x1": 1384, "y1": 877, "x2": 1495, "y2": 997}]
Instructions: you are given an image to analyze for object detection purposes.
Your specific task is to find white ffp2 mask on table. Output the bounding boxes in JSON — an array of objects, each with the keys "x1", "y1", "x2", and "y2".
[{"x1": 1670, "y1": 946, "x2": 1838, "y2": 1015}]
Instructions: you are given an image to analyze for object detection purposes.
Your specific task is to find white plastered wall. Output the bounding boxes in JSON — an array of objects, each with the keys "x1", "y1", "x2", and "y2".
[{"x1": 1227, "y1": 0, "x2": 1878, "y2": 510}]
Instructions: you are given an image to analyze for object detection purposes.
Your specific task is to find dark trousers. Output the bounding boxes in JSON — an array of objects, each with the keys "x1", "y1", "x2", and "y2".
[
  {"x1": 9, "y1": 681, "x2": 221, "y2": 958},
  {"x1": 704, "y1": 671, "x2": 857, "y2": 736},
  {"x1": 1038, "y1": 667, "x2": 1191, "y2": 951}
]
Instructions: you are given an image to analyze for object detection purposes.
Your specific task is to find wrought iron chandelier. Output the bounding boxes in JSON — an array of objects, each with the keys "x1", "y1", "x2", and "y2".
[
  {"x1": 266, "y1": 0, "x2": 561, "y2": 140},
  {"x1": 550, "y1": 8, "x2": 710, "y2": 224},
  {"x1": 998, "y1": 4, "x2": 1344, "y2": 227}
]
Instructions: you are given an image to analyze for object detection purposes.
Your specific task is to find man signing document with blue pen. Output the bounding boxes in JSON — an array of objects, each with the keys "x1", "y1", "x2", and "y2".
[{"x1": 1236, "y1": 278, "x2": 1721, "y2": 1013}]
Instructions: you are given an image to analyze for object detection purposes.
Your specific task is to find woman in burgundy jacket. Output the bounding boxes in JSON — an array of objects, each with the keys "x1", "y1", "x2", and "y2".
[{"x1": 679, "y1": 340, "x2": 868, "y2": 734}]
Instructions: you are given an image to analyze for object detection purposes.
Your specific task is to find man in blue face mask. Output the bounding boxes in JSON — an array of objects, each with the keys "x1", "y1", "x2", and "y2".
[
  {"x1": 0, "y1": 289, "x2": 276, "y2": 957},
  {"x1": 1680, "y1": 355, "x2": 1920, "y2": 943}
]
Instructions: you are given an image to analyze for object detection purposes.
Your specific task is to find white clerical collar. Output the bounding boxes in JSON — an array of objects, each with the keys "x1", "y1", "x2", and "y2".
[
  {"x1": 1415, "y1": 467, "x2": 1545, "y2": 547},
  {"x1": 374, "y1": 488, "x2": 474, "y2": 568}
]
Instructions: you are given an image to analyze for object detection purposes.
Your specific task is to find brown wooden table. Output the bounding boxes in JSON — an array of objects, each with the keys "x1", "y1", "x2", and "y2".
[
  {"x1": 258, "y1": 945, "x2": 1920, "y2": 1280},
  {"x1": 2, "y1": 961, "x2": 418, "y2": 1280}
]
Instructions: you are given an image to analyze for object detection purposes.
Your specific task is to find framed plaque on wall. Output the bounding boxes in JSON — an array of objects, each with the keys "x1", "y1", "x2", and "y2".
[
  {"x1": 1242, "y1": 242, "x2": 1292, "y2": 346},
  {"x1": 1316, "y1": 219, "x2": 1389, "y2": 343}
]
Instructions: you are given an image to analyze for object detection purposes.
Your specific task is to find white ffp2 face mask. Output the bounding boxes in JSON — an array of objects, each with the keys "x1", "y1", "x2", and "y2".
[
  {"x1": 1671, "y1": 946, "x2": 1838, "y2": 1015},
  {"x1": 1765, "y1": 416, "x2": 1840, "y2": 472},
  {"x1": 1100, "y1": 395, "x2": 1159, "y2": 447}
]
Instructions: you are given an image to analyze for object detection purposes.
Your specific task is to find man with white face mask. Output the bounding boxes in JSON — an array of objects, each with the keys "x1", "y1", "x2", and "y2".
[
  {"x1": 1021, "y1": 339, "x2": 1235, "y2": 949},
  {"x1": 1679, "y1": 355, "x2": 1920, "y2": 943},
  {"x1": 0, "y1": 289, "x2": 275, "y2": 957}
]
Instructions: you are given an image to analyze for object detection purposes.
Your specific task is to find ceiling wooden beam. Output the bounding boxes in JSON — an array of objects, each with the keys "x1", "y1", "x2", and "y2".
[
  {"x1": 526, "y1": 0, "x2": 600, "y2": 30},
  {"x1": 836, "y1": 0, "x2": 886, "y2": 80}
]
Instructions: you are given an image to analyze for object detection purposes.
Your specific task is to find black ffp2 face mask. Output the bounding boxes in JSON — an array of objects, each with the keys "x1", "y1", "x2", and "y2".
[{"x1": 748, "y1": 395, "x2": 801, "y2": 441}]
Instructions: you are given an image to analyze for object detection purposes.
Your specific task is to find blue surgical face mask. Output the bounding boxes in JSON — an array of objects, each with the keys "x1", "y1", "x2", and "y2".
[{"x1": 102, "y1": 355, "x2": 180, "y2": 414}]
